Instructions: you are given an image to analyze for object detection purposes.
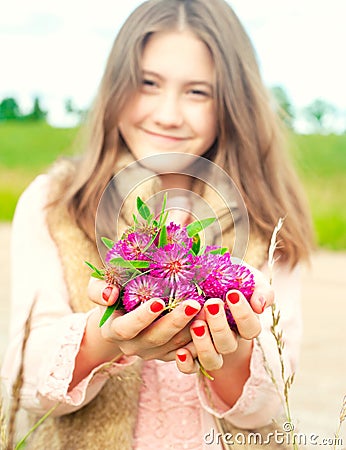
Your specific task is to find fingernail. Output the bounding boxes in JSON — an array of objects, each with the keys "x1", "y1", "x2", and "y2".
[
  {"x1": 185, "y1": 305, "x2": 199, "y2": 316},
  {"x1": 226, "y1": 292, "x2": 240, "y2": 304},
  {"x1": 177, "y1": 353, "x2": 187, "y2": 362},
  {"x1": 192, "y1": 325, "x2": 205, "y2": 337},
  {"x1": 206, "y1": 303, "x2": 220, "y2": 315},
  {"x1": 102, "y1": 286, "x2": 113, "y2": 302},
  {"x1": 258, "y1": 296, "x2": 266, "y2": 313},
  {"x1": 150, "y1": 300, "x2": 164, "y2": 313}
]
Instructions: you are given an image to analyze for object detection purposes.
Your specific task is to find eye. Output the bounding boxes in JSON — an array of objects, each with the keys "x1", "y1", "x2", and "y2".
[
  {"x1": 140, "y1": 78, "x2": 160, "y2": 92},
  {"x1": 142, "y1": 78, "x2": 156, "y2": 87},
  {"x1": 188, "y1": 87, "x2": 212, "y2": 99},
  {"x1": 190, "y1": 89, "x2": 208, "y2": 96}
]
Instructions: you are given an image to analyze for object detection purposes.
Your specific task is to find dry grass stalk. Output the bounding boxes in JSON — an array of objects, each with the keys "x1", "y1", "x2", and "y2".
[
  {"x1": 258, "y1": 217, "x2": 299, "y2": 450},
  {"x1": 5, "y1": 298, "x2": 36, "y2": 450},
  {"x1": 333, "y1": 395, "x2": 346, "y2": 450},
  {"x1": 1, "y1": 392, "x2": 8, "y2": 449}
]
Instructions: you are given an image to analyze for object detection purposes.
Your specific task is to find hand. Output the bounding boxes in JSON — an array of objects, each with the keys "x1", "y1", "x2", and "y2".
[
  {"x1": 175, "y1": 266, "x2": 274, "y2": 374},
  {"x1": 88, "y1": 278, "x2": 202, "y2": 362}
]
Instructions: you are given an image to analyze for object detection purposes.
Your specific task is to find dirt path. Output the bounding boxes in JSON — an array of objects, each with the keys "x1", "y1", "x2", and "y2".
[{"x1": 0, "y1": 222, "x2": 345, "y2": 445}]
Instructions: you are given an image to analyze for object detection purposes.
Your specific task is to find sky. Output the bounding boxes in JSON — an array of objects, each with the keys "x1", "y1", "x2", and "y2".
[{"x1": 1, "y1": 0, "x2": 346, "y2": 129}]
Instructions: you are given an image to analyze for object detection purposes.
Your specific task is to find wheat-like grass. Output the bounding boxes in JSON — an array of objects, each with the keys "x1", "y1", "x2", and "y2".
[
  {"x1": 0, "y1": 392, "x2": 8, "y2": 449},
  {"x1": 257, "y1": 217, "x2": 299, "y2": 450},
  {"x1": 2, "y1": 298, "x2": 36, "y2": 450},
  {"x1": 333, "y1": 395, "x2": 346, "y2": 450}
]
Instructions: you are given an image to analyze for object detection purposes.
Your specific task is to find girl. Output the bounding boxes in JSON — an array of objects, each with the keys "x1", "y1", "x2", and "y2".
[{"x1": 2, "y1": 0, "x2": 313, "y2": 448}]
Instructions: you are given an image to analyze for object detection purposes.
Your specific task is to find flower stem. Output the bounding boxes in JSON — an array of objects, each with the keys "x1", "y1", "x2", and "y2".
[
  {"x1": 197, "y1": 359, "x2": 214, "y2": 381},
  {"x1": 14, "y1": 403, "x2": 59, "y2": 449}
]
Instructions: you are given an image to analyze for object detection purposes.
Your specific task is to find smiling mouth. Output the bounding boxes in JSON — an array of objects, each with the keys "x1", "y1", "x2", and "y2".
[{"x1": 142, "y1": 129, "x2": 189, "y2": 141}]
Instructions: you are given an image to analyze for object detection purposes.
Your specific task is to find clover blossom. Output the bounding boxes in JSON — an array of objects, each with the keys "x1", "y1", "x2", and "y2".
[
  {"x1": 104, "y1": 264, "x2": 128, "y2": 288},
  {"x1": 105, "y1": 245, "x2": 121, "y2": 265},
  {"x1": 150, "y1": 243, "x2": 195, "y2": 285},
  {"x1": 166, "y1": 283, "x2": 204, "y2": 310},
  {"x1": 197, "y1": 252, "x2": 235, "y2": 298},
  {"x1": 166, "y1": 222, "x2": 193, "y2": 248},
  {"x1": 89, "y1": 195, "x2": 256, "y2": 333},
  {"x1": 224, "y1": 264, "x2": 255, "y2": 300},
  {"x1": 123, "y1": 275, "x2": 167, "y2": 312},
  {"x1": 118, "y1": 232, "x2": 153, "y2": 261}
]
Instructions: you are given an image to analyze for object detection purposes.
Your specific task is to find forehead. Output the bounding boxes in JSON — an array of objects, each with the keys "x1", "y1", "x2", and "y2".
[{"x1": 141, "y1": 30, "x2": 215, "y2": 81}]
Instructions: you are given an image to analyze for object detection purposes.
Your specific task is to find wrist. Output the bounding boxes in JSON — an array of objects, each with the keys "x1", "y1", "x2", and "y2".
[
  {"x1": 69, "y1": 308, "x2": 123, "y2": 390},
  {"x1": 87, "y1": 308, "x2": 123, "y2": 363}
]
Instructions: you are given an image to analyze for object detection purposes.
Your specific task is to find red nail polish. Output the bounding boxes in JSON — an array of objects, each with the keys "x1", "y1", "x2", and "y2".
[
  {"x1": 206, "y1": 304, "x2": 219, "y2": 315},
  {"x1": 192, "y1": 325, "x2": 205, "y2": 337},
  {"x1": 259, "y1": 296, "x2": 266, "y2": 313},
  {"x1": 177, "y1": 353, "x2": 187, "y2": 362},
  {"x1": 227, "y1": 292, "x2": 240, "y2": 304},
  {"x1": 150, "y1": 301, "x2": 164, "y2": 313},
  {"x1": 102, "y1": 286, "x2": 113, "y2": 302},
  {"x1": 185, "y1": 305, "x2": 199, "y2": 316}
]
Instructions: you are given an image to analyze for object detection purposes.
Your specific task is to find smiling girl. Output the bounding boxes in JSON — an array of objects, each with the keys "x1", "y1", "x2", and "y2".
[{"x1": 2, "y1": 1, "x2": 313, "y2": 449}]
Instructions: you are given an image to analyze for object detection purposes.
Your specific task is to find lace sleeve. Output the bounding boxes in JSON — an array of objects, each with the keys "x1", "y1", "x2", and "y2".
[{"x1": 1, "y1": 175, "x2": 137, "y2": 417}]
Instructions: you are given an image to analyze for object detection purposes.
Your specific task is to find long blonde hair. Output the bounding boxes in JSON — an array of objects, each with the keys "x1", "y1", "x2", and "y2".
[{"x1": 59, "y1": 0, "x2": 313, "y2": 266}]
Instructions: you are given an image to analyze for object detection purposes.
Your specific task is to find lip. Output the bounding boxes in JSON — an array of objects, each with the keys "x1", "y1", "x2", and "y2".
[{"x1": 142, "y1": 129, "x2": 189, "y2": 141}]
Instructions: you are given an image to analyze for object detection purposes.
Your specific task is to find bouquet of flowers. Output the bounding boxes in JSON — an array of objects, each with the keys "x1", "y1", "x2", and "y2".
[{"x1": 87, "y1": 195, "x2": 255, "y2": 329}]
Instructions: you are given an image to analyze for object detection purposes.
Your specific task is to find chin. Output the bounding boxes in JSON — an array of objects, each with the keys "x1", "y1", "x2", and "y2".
[{"x1": 134, "y1": 151, "x2": 201, "y2": 174}]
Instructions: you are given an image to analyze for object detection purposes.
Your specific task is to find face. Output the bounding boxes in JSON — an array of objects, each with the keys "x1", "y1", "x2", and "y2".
[{"x1": 118, "y1": 30, "x2": 217, "y2": 164}]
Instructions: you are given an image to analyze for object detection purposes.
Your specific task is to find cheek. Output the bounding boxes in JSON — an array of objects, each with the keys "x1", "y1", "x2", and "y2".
[
  {"x1": 195, "y1": 105, "x2": 217, "y2": 142},
  {"x1": 119, "y1": 95, "x2": 149, "y2": 127}
]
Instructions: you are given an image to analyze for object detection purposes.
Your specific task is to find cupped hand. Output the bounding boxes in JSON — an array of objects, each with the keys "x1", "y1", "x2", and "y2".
[
  {"x1": 175, "y1": 266, "x2": 275, "y2": 374},
  {"x1": 88, "y1": 278, "x2": 201, "y2": 362}
]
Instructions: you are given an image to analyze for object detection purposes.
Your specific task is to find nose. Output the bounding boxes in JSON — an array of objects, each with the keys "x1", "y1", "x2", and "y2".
[{"x1": 151, "y1": 92, "x2": 183, "y2": 128}]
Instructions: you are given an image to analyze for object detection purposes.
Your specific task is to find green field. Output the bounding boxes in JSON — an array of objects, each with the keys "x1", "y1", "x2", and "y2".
[{"x1": 0, "y1": 122, "x2": 345, "y2": 249}]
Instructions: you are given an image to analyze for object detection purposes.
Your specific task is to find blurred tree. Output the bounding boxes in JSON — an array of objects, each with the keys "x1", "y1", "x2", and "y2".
[
  {"x1": 270, "y1": 85, "x2": 295, "y2": 129},
  {"x1": 304, "y1": 98, "x2": 337, "y2": 132},
  {"x1": 26, "y1": 96, "x2": 47, "y2": 121},
  {"x1": 65, "y1": 98, "x2": 87, "y2": 122},
  {"x1": 0, "y1": 97, "x2": 21, "y2": 121}
]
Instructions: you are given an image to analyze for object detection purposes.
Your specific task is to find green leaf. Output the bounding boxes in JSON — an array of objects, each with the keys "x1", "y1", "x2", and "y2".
[
  {"x1": 109, "y1": 257, "x2": 150, "y2": 269},
  {"x1": 186, "y1": 217, "x2": 216, "y2": 237},
  {"x1": 99, "y1": 299, "x2": 122, "y2": 327},
  {"x1": 143, "y1": 229, "x2": 160, "y2": 252},
  {"x1": 158, "y1": 225, "x2": 167, "y2": 248},
  {"x1": 85, "y1": 261, "x2": 104, "y2": 276},
  {"x1": 137, "y1": 197, "x2": 151, "y2": 222},
  {"x1": 158, "y1": 193, "x2": 168, "y2": 226},
  {"x1": 191, "y1": 234, "x2": 201, "y2": 255},
  {"x1": 208, "y1": 247, "x2": 228, "y2": 255},
  {"x1": 91, "y1": 272, "x2": 105, "y2": 280},
  {"x1": 195, "y1": 283, "x2": 204, "y2": 296},
  {"x1": 101, "y1": 237, "x2": 114, "y2": 250}
]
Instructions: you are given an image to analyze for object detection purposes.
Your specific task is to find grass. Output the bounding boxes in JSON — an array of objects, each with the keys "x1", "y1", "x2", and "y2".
[
  {"x1": 0, "y1": 122, "x2": 345, "y2": 249},
  {"x1": 289, "y1": 133, "x2": 346, "y2": 250},
  {"x1": 0, "y1": 122, "x2": 78, "y2": 220}
]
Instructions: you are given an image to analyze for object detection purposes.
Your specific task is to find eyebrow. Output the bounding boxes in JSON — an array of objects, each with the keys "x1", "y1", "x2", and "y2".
[{"x1": 142, "y1": 70, "x2": 214, "y2": 90}]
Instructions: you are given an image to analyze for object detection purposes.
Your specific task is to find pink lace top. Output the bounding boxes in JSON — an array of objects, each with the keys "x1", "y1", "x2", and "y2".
[{"x1": 1, "y1": 175, "x2": 303, "y2": 449}]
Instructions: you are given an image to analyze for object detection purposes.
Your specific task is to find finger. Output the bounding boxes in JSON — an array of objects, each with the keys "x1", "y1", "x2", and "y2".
[
  {"x1": 88, "y1": 278, "x2": 120, "y2": 306},
  {"x1": 190, "y1": 320, "x2": 223, "y2": 371},
  {"x1": 175, "y1": 348, "x2": 199, "y2": 374},
  {"x1": 140, "y1": 328, "x2": 193, "y2": 361},
  {"x1": 165, "y1": 206, "x2": 192, "y2": 226},
  {"x1": 226, "y1": 290, "x2": 261, "y2": 339},
  {"x1": 139, "y1": 300, "x2": 202, "y2": 346},
  {"x1": 109, "y1": 297, "x2": 166, "y2": 341},
  {"x1": 204, "y1": 299, "x2": 238, "y2": 354},
  {"x1": 249, "y1": 267, "x2": 275, "y2": 313}
]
